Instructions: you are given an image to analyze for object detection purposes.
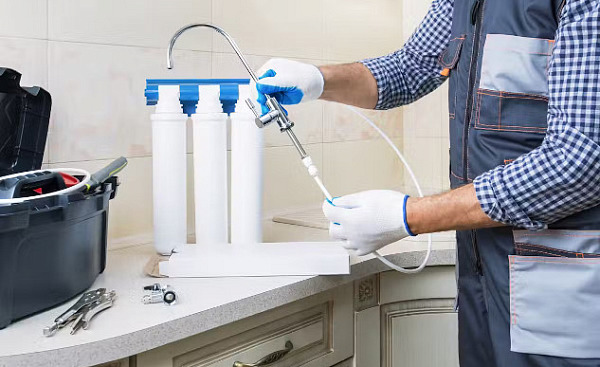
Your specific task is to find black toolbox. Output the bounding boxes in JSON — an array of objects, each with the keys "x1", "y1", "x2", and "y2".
[
  {"x1": 0, "y1": 68, "x2": 51, "y2": 176},
  {"x1": 0, "y1": 177, "x2": 118, "y2": 329},
  {"x1": 0, "y1": 68, "x2": 119, "y2": 329}
]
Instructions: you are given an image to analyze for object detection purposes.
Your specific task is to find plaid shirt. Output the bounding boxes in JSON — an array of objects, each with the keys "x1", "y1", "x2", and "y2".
[{"x1": 361, "y1": 0, "x2": 600, "y2": 230}]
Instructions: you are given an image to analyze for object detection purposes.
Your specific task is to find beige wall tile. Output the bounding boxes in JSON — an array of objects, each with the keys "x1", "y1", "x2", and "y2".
[
  {"x1": 212, "y1": 0, "x2": 324, "y2": 60},
  {"x1": 323, "y1": 102, "x2": 402, "y2": 143},
  {"x1": 0, "y1": 37, "x2": 49, "y2": 163},
  {"x1": 324, "y1": 0, "x2": 403, "y2": 62},
  {"x1": 47, "y1": 41, "x2": 211, "y2": 163},
  {"x1": 0, "y1": 37, "x2": 47, "y2": 88},
  {"x1": 211, "y1": 52, "x2": 267, "y2": 79},
  {"x1": 403, "y1": 88, "x2": 445, "y2": 138},
  {"x1": 0, "y1": 0, "x2": 47, "y2": 39},
  {"x1": 48, "y1": 0, "x2": 212, "y2": 50},
  {"x1": 263, "y1": 144, "x2": 324, "y2": 213},
  {"x1": 322, "y1": 139, "x2": 404, "y2": 197},
  {"x1": 402, "y1": 136, "x2": 445, "y2": 195}
]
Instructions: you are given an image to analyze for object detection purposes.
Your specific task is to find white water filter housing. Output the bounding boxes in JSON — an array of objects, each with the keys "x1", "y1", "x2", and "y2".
[
  {"x1": 151, "y1": 85, "x2": 188, "y2": 255},
  {"x1": 192, "y1": 85, "x2": 229, "y2": 245},
  {"x1": 230, "y1": 85, "x2": 264, "y2": 244}
]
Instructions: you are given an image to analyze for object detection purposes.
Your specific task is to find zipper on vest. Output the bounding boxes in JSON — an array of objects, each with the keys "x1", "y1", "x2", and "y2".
[
  {"x1": 470, "y1": 0, "x2": 482, "y2": 25},
  {"x1": 558, "y1": 0, "x2": 566, "y2": 18},
  {"x1": 471, "y1": 230, "x2": 483, "y2": 275},
  {"x1": 463, "y1": 0, "x2": 485, "y2": 181}
]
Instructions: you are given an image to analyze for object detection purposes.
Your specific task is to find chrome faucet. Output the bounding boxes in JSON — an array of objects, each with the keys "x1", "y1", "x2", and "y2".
[{"x1": 166, "y1": 23, "x2": 308, "y2": 159}]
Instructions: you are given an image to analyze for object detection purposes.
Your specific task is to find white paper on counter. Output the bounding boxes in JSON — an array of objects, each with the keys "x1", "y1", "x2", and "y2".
[{"x1": 159, "y1": 242, "x2": 350, "y2": 278}]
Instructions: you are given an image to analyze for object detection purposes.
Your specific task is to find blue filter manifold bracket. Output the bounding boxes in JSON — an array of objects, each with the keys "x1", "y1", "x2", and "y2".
[{"x1": 145, "y1": 79, "x2": 250, "y2": 116}]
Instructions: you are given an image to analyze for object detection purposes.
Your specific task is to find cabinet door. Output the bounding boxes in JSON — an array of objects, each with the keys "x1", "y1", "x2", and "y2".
[
  {"x1": 136, "y1": 283, "x2": 353, "y2": 367},
  {"x1": 379, "y1": 266, "x2": 459, "y2": 367},
  {"x1": 381, "y1": 299, "x2": 458, "y2": 367}
]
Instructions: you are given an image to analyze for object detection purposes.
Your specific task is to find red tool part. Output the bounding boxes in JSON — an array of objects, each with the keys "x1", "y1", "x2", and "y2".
[{"x1": 33, "y1": 172, "x2": 79, "y2": 194}]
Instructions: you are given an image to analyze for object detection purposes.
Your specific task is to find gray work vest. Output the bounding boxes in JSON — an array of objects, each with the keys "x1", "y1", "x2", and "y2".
[
  {"x1": 443, "y1": 0, "x2": 600, "y2": 362},
  {"x1": 441, "y1": 0, "x2": 599, "y2": 228}
]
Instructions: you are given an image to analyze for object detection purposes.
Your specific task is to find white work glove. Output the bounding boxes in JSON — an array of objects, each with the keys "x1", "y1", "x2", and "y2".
[
  {"x1": 322, "y1": 190, "x2": 415, "y2": 256},
  {"x1": 252, "y1": 58, "x2": 325, "y2": 114}
]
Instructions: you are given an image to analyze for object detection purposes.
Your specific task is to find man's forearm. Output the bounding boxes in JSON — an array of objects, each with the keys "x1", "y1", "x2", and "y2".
[
  {"x1": 319, "y1": 63, "x2": 379, "y2": 109},
  {"x1": 406, "y1": 184, "x2": 503, "y2": 234}
]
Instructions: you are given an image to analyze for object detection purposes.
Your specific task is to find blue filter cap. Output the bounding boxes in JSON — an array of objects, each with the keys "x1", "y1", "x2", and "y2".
[{"x1": 145, "y1": 79, "x2": 250, "y2": 116}]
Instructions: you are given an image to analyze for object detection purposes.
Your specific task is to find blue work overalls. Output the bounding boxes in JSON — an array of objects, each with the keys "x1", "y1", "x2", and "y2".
[{"x1": 440, "y1": 0, "x2": 600, "y2": 365}]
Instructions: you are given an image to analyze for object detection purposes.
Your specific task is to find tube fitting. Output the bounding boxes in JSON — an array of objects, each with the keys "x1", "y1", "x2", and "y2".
[{"x1": 302, "y1": 156, "x2": 319, "y2": 177}]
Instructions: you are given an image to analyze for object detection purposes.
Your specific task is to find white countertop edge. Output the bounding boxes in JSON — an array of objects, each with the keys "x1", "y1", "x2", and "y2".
[{"x1": 0, "y1": 246, "x2": 455, "y2": 367}]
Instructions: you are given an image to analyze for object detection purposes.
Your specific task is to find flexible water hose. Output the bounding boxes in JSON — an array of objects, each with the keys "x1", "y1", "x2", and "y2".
[
  {"x1": 309, "y1": 105, "x2": 433, "y2": 274},
  {"x1": 344, "y1": 106, "x2": 432, "y2": 273}
]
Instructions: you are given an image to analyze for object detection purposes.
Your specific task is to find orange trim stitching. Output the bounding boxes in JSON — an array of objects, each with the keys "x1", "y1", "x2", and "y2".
[
  {"x1": 518, "y1": 232, "x2": 600, "y2": 238},
  {"x1": 476, "y1": 93, "x2": 548, "y2": 103},
  {"x1": 477, "y1": 90, "x2": 548, "y2": 101},
  {"x1": 477, "y1": 88, "x2": 549, "y2": 99},
  {"x1": 510, "y1": 256, "x2": 516, "y2": 326},
  {"x1": 450, "y1": 170, "x2": 470, "y2": 181},
  {"x1": 498, "y1": 91, "x2": 502, "y2": 128},
  {"x1": 516, "y1": 248, "x2": 568, "y2": 257},
  {"x1": 466, "y1": 5, "x2": 488, "y2": 181},
  {"x1": 514, "y1": 242, "x2": 599, "y2": 256},
  {"x1": 438, "y1": 35, "x2": 466, "y2": 69},
  {"x1": 476, "y1": 122, "x2": 547, "y2": 131},
  {"x1": 475, "y1": 126, "x2": 546, "y2": 133},
  {"x1": 513, "y1": 257, "x2": 600, "y2": 265},
  {"x1": 474, "y1": 89, "x2": 548, "y2": 133},
  {"x1": 504, "y1": 159, "x2": 515, "y2": 165},
  {"x1": 475, "y1": 90, "x2": 482, "y2": 128}
]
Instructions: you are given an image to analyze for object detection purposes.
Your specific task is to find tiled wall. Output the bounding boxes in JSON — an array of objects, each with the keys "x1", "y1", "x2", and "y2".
[
  {"x1": 0, "y1": 0, "x2": 411, "y2": 244},
  {"x1": 401, "y1": 0, "x2": 451, "y2": 196}
]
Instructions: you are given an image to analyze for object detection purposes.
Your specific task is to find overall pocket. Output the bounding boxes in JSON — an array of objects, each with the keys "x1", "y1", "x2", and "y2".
[
  {"x1": 438, "y1": 35, "x2": 465, "y2": 120},
  {"x1": 509, "y1": 230, "x2": 600, "y2": 358},
  {"x1": 475, "y1": 34, "x2": 553, "y2": 133}
]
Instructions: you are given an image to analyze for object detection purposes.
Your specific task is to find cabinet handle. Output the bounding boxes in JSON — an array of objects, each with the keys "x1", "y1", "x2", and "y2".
[{"x1": 233, "y1": 341, "x2": 294, "y2": 367}]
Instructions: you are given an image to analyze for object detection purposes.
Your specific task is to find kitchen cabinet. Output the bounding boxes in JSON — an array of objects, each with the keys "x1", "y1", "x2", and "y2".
[
  {"x1": 135, "y1": 283, "x2": 353, "y2": 367},
  {"x1": 355, "y1": 266, "x2": 459, "y2": 367}
]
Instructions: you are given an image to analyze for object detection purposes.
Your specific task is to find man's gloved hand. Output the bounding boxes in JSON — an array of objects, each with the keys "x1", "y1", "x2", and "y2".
[
  {"x1": 322, "y1": 190, "x2": 415, "y2": 256},
  {"x1": 252, "y1": 58, "x2": 324, "y2": 114}
]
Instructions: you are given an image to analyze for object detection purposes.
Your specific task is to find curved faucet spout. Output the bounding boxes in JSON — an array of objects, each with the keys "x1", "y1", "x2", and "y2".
[{"x1": 166, "y1": 23, "x2": 259, "y2": 83}]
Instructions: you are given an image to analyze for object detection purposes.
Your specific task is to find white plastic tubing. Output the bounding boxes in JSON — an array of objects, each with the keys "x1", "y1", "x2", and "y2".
[{"x1": 343, "y1": 106, "x2": 432, "y2": 274}]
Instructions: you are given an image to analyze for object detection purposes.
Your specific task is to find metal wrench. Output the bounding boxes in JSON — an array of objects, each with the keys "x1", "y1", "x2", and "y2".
[{"x1": 43, "y1": 288, "x2": 108, "y2": 337}]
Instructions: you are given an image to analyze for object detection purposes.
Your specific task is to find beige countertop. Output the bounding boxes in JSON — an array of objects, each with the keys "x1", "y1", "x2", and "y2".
[{"x1": 0, "y1": 222, "x2": 456, "y2": 367}]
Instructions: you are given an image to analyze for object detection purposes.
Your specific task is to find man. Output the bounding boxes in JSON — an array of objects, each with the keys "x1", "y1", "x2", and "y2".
[{"x1": 254, "y1": 0, "x2": 600, "y2": 365}]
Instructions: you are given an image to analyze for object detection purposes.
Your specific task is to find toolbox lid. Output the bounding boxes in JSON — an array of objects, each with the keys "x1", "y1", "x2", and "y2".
[{"x1": 0, "y1": 68, "x2": 51, "y2": 176}]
